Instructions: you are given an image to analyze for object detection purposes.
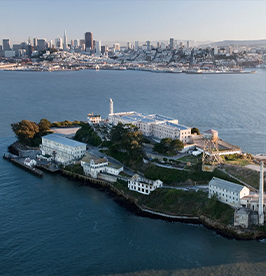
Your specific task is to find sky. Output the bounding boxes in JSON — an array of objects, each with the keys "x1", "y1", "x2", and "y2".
[{"x1": 1, "y1": 0, "x2": 266, "y2": 46}]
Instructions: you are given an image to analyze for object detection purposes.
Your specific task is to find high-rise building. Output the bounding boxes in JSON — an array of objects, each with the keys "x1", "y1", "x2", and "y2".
[
  {"x1": 33, "y1": 38, "x2": 38, "y2": 48},
  {"x1": 187, "y1": 40, "x2": 190, "y2": 49},
  {"x1": 74, "y1": 39, "x2": 79, "y2": 47},
  {"x1": 55, "y1": 37, "x2": 63, "y2": 49},
  {"x1": 101, "y1": 45, "x2": 107, "y2": 54},
  {"x1": 80, "y1": 39, "x2": 85, "y2": 46},
  {"x1": 113, "y1": 43, "x2": 120, "y2": 51},
  {"x1": 3, "y1": 39, "x2": 11, "y2": 51},
  {"x1": 63, "y1": 30, "x2": 68, "y2": 51},
  {"x1": 127, "y1": 42, "x2": 131, "y2": 49},
  {"x1": 37, "y1": 39, "x2": 46, "y2": 51},
  {"x1": 71, "y1": 39, "x2": 74, "y2": 46},
  {"x1": 170, "y1": 38, "x2": 174, "y2": 49},
  {"x1": 0, "y1": 45, "x2": 2, "y2": 57},
  {"x1": 135, "y1": 41, "x2": 139, "y2": 51},
  {"x1": 146, "y1": 40, "x2": 151, "y2": 51},
  {"x1": 157, "y1": 42, "x2": 161, "y2": 48},
  {"x1": 95, "y1": 41, "x2": 101, "y2": 56},
  {"x1": 85, "y1": 32, "x2": 93, "y2": 51}
]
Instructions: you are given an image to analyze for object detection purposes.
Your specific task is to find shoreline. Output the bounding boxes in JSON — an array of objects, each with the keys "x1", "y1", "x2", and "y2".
[
  {"x1": 59, "y1": 169, "x2": 266, "y2": 241},
  {"x1": 5, "y1": 142, "x2": 266, "y2": 241}
]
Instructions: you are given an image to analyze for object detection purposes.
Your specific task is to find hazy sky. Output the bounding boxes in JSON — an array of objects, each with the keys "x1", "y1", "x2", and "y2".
[{"x1": 1, "y1": 0, "x2": 266, "y2": 45}]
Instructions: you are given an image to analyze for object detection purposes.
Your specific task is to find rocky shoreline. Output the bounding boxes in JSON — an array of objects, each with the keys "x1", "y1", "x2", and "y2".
[
  {"x1": 5, "y1": 141, "x2": 266, "y2": 241},
  {"x1": 59, "y1": 170, "x2": 266, "y2": 241}
]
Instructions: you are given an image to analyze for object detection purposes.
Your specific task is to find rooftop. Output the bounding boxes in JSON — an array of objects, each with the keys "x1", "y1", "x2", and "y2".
[
  {"x1": 42, "y1": 133, "x2": 86, "y2": 148},
  {"x1": 209, "y1": 177, "x2": 249, "y2": 193}
]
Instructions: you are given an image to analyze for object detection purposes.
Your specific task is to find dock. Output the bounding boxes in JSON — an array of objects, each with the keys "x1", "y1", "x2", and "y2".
[{"x1": 3, "y1": 154, "x2": 43, "y2": 177}]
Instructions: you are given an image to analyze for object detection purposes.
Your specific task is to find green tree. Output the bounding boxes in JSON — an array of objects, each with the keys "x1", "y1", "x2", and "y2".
[
  {"x1": 191, "y1": 127, "x2": 200, "y2": 135},
  {"x1": 38, "y1": 118, "x2": 51, "y2": 133},
  {"x1": 170, "y1": 139, "x2": 184, "y2": 153},
  {"x1": 11, "y1": 120, "x2": 39, "y2": 142}
]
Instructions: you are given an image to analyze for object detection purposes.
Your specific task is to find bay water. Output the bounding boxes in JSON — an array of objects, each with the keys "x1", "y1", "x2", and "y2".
[{"x1": 1, "y1": 69, "x2": 266, "y2": 275}]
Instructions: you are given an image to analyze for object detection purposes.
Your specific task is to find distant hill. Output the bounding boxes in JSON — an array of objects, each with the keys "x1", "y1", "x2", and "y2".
[{"x1": 200, "y1": 39, "x2": 266, "y2": 47}]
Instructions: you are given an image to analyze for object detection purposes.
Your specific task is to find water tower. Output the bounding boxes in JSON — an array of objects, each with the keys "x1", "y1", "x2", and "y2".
[{"x1": 202, "y1": 129, "x2": 220, "y2": 172}]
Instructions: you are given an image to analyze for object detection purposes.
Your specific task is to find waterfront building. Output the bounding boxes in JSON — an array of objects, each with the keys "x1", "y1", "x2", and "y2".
[
  {"x1": 87, "y1": 113, "x2": 101, "y2": 124},
  {"x1": 208, "y1": 177, "x2": 250, "y2": 208},
  {"x1": 0, "y1": 45, "x2": 2, "y2": 57},
  {"x1": 63, "y1": 30, "x2": 68, "y2": 51},
  {"x1": 109, "y1": 107, "x2": 191, "y2": 144},
  {"x1": 85, "y1": 32, "x2": 93, "y2": 51},
  {"x1": 3, "y1": 39, "x2": 11, "y2": 51},
  {"x1": 170, "y1": 38, "x2": 174, "y2": 50},
  {"x1": 40, "y1": 133, "x2": 86, "y2": 165},
  {"x1": 96, "y1": 41, "x2": 101, "y2": 56},
  {"x1": 37, "y1": 39, "x2": 46, "y2": 51},
  {"x1": 81, "y1": 153, "x2": 123, "y2": 179},
  {"x1": 128, "y1": 174, "x2": 163, "y2": 195}
]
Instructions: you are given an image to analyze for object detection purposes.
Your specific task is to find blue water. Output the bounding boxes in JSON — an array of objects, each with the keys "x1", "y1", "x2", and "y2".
[{"x1": 1, "y1": 69, "x2": 266, "y2": 275}]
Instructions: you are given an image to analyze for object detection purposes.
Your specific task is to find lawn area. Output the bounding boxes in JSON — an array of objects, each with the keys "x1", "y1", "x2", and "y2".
[{"x1": 178, "y1": 155, "x2": 201, "y2": 164}]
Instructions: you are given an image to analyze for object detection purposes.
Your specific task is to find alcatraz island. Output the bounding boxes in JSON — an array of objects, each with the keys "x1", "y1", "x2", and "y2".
[{"x1": 4, "y1": 99, "x2": 266, "y2": 240}]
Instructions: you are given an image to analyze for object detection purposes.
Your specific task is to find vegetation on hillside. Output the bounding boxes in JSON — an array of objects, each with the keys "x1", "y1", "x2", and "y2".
[
  {"x1": 74, "y1": 123, "x2": 102, "y2": 147},
  {"x1": 104, "y1": 122, "x2": 145, "y2": 169},
  {"x1": 153, "y1": 137, "x2": 184, "y2": 156},
  {"x1": 137, "y1": 189, "x2": 234, "y2": 225}
]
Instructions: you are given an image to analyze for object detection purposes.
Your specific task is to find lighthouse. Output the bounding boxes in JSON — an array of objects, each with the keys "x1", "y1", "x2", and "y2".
[{"x1": 109, "y1": 98, "x2": 113, "y2": 115}]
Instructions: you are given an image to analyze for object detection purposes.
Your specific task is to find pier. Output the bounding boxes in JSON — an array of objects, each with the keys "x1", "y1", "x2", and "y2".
[{"x1": 3, "y1": 154, "x2": 43, "y2": 177}]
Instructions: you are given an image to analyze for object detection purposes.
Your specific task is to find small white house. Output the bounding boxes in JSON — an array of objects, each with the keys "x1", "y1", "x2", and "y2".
[
  {"x1": 208, "y1": 177, "x2": 250, "y2": 208},
  {"x1": 128, "y1": 174, "x2": 163, "y2": 195},
  {"x1": 24, "y1": 158, "x2": 37, "y2": 167},
  {"x1": 81, "y1": 153, "x2": 123, "y2": 178}
]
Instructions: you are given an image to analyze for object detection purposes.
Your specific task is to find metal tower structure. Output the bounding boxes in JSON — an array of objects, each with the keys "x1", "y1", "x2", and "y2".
[{"x1": 202, "y1": 129, "x2": 220, "y2": 171}]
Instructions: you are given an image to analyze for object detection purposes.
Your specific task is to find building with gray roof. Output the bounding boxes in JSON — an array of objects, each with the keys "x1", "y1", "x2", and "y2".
[
  {"x1": 208, "y1": 177, "x2": 250, "y2": 208},
  {"x1": 40, "y1": 133, "x2": 86, "y2": 165},
  {"x1": 109, "y1": 109, "x2": 191, "y2": 144}
]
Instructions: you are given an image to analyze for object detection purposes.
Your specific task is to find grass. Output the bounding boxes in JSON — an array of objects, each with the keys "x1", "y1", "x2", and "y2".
[
  {"x1": 178, "y1": 155, "x2": 201, "y2": 164},
  {"x1": 137, "y1": 189, "x2": 234, "y2": 225},
  {"x1": 223, "y1": 165, "x2": 260, "y2": 190}
]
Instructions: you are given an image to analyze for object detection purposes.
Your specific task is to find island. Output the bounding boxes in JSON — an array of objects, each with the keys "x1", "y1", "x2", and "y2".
[{"x1": 4, "y1": 104, "x2": 266, "y2": 240}]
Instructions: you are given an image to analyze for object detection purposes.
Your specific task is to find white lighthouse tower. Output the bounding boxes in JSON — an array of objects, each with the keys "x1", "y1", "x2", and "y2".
[
  {"x1": 259, "y1": 161, "x2": 264, "y2": 225},
  {"x1": 109, "y1": 98, "x2": 113, "y2": 115}
]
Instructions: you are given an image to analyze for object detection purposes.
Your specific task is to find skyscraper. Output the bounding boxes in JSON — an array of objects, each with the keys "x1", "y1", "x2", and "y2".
[
  {"x1": 96, "y1": 41, "x2": 101, "y2": 56},
  {"x1": 135, "y1": 41, "x2": 139, "y2": 51},
  {"x1": 85, "y1": 32, "x2": 93, "y2": 51},
  {"x1": 170, "y1": 38, "x2": 174, "y2": 50},
  {"x1": 3, "y1": 39, "x2": 11, "y2": 51},
  {"x1": 63, "y1": 30, "x2": 67, "y2": 51},
  {"x1": 55, "y1": 37, "x2": 63, "y2": 49}
]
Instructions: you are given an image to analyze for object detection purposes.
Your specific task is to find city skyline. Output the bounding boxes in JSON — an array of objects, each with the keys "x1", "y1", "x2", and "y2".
[{"x1": 1, "y1": 0, "x2": 266, "y2": 45}]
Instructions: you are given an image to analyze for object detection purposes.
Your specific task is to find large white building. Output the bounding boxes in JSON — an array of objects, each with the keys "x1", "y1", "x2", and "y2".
[
  {"x1": 208, "y1": 177, "x2": 250, "y2": 208},
  {"x1": 128, "y1": 174, "x2": 163, "y2": 195},
  {"x1": 109, "y1": 108, "x2": 191, "y2": 144},
  {"x1": 40, "y1": 133, "x2": 86, "y2": 165},
  {"x1": 81, "y1": 153, "x2": 123, "y2": 178}
]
